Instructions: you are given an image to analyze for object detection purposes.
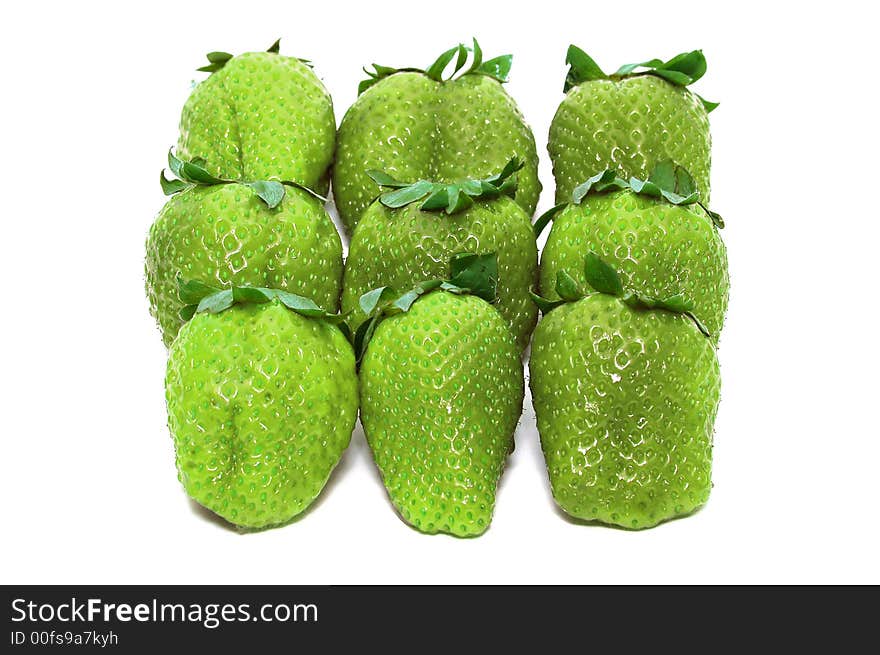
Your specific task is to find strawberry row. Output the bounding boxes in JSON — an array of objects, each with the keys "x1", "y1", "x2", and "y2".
[{"x1": 145, "y1": 39, "x2": 727, "y2": 534}]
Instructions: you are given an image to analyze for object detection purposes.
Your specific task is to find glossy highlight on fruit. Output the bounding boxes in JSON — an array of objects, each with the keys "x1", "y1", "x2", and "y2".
[{"x1": 165, "y1": 301, "x2": 358, "y2": 529}]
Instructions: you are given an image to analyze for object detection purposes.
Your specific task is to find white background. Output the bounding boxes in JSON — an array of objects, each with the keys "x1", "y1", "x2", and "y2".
[{"x1": 2, "y1": 1, "x2": 878, "y2": 584}]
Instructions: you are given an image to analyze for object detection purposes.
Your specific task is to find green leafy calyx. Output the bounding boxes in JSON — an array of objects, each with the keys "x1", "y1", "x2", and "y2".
[
  {"x1": 352, "y1": 253, "x2": 499, "y2": 362},
  {"x1": 194, "y1": 39, "x2": 310, "y2": 71},
  {"x1": 532, "y1": 161, "x2": 723, "y2": 237},
  {"x1": 367, "y1": 158, "x2": 522, "y2": 215},
  {"x1": 196, "y1": 51, "x2": 233, "y2": 74},
  {"x1": 563, "y1": 45, "x2": 718, "y2": 112},
  {"x1": 358, "y1": 38, "x2": 513, "y2": 95},
  {"x1": 177, "y1": 277, "x2": 347, "y2": 332},
  {"x1": 196, "y1": 38, "x2": 282, "y2": 73},
  {"x1": 160, "y1": 149, "x2": 324, "y2": 209},
  {"x1": 530, "y1": 253, "x2": 710, "y2": 337}
]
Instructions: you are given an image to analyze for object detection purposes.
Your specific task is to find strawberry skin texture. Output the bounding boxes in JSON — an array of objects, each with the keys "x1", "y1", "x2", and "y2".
[
  {"x1": 530, "y1": 294, "x2": 720, "y2": 529},
  {"x1": 360, "y1": 291, "x2": 524, "y2": 537},
  {"x1": 333, "y1": 72, "x2": 540, "y2": 232},
  {"x1": 549, "y1": 76, "x2": 711, "y2": 204},
  {"x1": 166, "y1": 302, "x2": 358, "y2": 529},
  {"x1": 342, "y1": 195, "x2": 538, "y2": 351},
  {"x1": 539, "y1": 190, "x2": 728, "y2": 344},
  {"x1": 145, "y1": 184, "x2": 342, "y2": 346},
  {"x1": 178, "y1": 52, "x2": 336, "y2": 193}
]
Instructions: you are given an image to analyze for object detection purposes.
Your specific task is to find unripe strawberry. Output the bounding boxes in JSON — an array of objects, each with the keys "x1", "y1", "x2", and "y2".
[
  {"x1": 357, "y1": 254, "x2": 523, "y2": 537},
  {"x1": 549, "y1": 47, "x2": 717, "y2": 204},
  {"x1": 145, "y1": 153, "x2": 342, "y2": 346},
  {"x1": 178, "y1": 39, "x2": 335, "y2": 193},
  {"x1": 536, "y1": 163, "x2": 728, "y2": 343},
  {"x1": 166, "y1": 283, "x2": 357, "y2": 529},
  {"x1": 530, "y1": 254, "x2": 720, "y2": 529},
  {"x1": 342, "y1": 160, "x2": 538, "y2": 351},
  {"x1": 334, "y1": 39, "x2": 540, "y2": 232}
]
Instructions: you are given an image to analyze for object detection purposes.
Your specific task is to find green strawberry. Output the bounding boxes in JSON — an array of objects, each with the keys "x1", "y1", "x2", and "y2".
[
  {"x1": 548, "y1": 46, "x2": 717, "y2": 204},
  {"x1": 536, "y1": 163, "x2": 728, "y2": 343},
  {"x1": 178, "y1": 39, "x2": 335, "y2": 193},
  {"x1": 530, "y1": 254, "x2": 720, "y2": 529},
  {"x1": 342, "y1": 160, "x2": 538, "y2": 351},
  {"x1": 146, "y1": 152, "x2": 342, "y2": 346},
  {"x1": 357, "y1": 254, "x2": 524, "y2": 537},
  {"x1": 166, "y1": 282, "x2": 358, "y2": 529},
  {"x1": 333, "y1": 39, "x2": 540, "y2": 233}
]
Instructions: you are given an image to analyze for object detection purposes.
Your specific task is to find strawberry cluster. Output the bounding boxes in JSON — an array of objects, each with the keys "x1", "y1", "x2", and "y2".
[{"x1": 145, "y1": 40, "x2": 726, "y2": 534}]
